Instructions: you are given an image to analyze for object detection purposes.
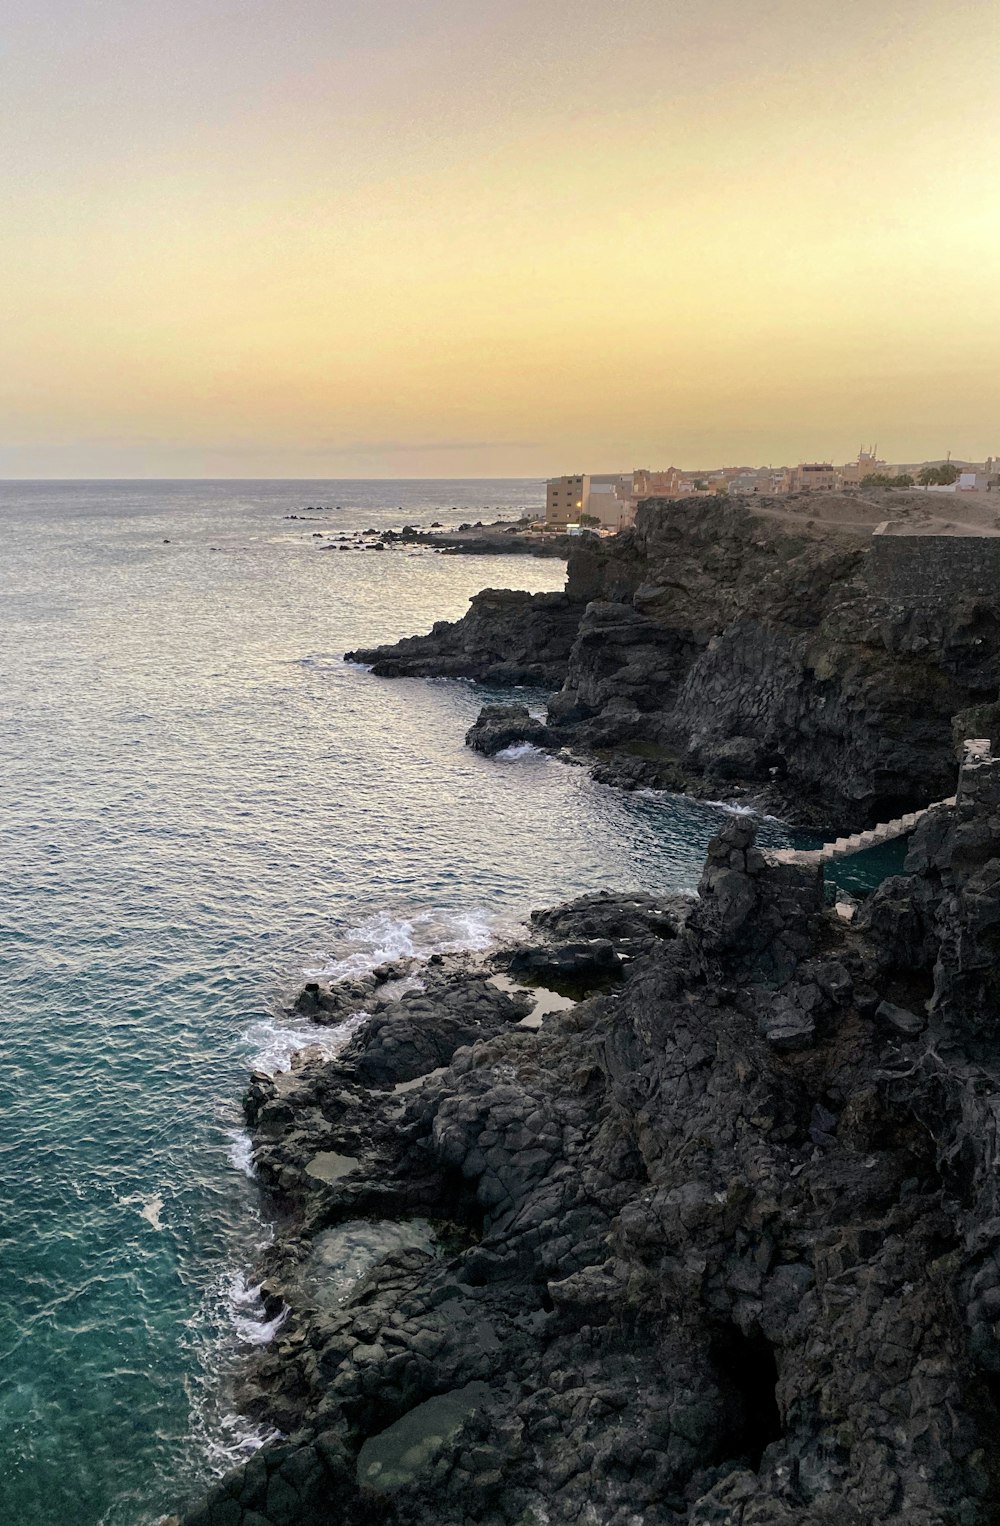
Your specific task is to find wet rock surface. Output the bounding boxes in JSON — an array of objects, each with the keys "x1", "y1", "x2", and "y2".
[{"x1": 178, "y1": 756, "x2": 1000, "y2": 1526}]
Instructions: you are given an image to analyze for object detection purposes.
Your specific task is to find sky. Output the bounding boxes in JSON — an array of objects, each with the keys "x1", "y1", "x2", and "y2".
[{"x1": 2, "y1": 0, "x2": 998, "y2": 478}]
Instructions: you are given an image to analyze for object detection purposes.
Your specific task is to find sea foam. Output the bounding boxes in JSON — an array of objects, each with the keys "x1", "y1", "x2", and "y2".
[{"x1": 494, "y1": 742, "x2": 546, "y2": 762}]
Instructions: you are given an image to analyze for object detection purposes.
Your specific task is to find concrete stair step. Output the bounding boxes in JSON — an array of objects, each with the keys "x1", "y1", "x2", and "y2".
[{"x1": 784, "y1": 793, "x2": 960, "y2": 872}]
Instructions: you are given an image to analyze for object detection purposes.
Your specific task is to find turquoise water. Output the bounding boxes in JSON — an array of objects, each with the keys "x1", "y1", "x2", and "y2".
[
  {"x1": 0, "y1": 480, "x2": 805, "y2": 1525},
  {"x1": 824, "y1": 835, "x2": 909, "y2": 896}
]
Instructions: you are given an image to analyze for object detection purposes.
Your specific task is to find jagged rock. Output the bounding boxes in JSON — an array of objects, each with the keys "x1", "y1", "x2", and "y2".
[
  {"x1": 700, "y1": 734, "x2": 769, "y2": 782},
  {"x1": 464, "y1": 704, "x2": 550, "y2": 756},
  {"x1": 340, "y1": 973, "x2": 532, "y2": 1086},
  {"x1": 347, "y1": 496, "x2": 1000, "y2": 828},
  {"x1": 344, "y1": 588, "x2": 582, "y2": 686},
  {"x1": 528, "y1": 887, "x2": 691, "y2": 943},
  {"x1": 178, "y1": 774, "x2": 1000, "y2": 1526},
  {"x1": 505, "y1": 938, "x2": 621, "y2": 987},
  {"x1": 876, "y1": 999, "x2": 926, "y2": 1036}
]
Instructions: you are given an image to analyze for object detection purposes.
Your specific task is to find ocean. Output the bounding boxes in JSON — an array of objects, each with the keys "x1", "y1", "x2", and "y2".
[{"x1": 0, "y1": 479, "x2": 809, "y2": 1525}]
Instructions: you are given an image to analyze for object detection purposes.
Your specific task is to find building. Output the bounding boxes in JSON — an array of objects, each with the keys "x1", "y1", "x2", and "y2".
[
  {"x1": 545, "y1": 473, "x2": 635, "y2": 532},
  {"x1": 728, "y1": 467, "x2": 782, "y2": 496},
  {"x1": 839, "y1": 447, "x2": 885, "y2": 488},
  {"x1": 585, "y1": 474, "x2": 634, "y2": 531},
  {"x1": 782, "y1": 462, "x2": 838, "y2": 493},
  {"x1": 631, "y1": 467, "x2": 688, "y2": 500},
  {"x1": 545, "y1": 475, "x2": 586, "y2": 529}
]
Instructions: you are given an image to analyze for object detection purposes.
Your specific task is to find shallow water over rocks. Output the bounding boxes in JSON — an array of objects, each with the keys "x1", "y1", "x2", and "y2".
[{"x1": 301, "y1": 1220, "x2": 440, "y2": 1314}]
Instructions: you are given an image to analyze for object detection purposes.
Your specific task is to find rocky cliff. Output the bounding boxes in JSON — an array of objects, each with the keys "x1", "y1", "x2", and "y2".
[
  {"x1": 348, "y1": 498, "x2": 1000, "y2": 830},
  {"x1": 176, "y1": 750, "x2": 1000, "y2": 1526},
  {"x1": 346, "y1": 588, "x2": 581, "y2": 688}
]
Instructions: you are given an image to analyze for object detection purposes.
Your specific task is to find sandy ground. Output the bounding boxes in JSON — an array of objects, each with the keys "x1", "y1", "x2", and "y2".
[{"x1": 748, "y1": 489, "x2": 1000, "y2": 541}]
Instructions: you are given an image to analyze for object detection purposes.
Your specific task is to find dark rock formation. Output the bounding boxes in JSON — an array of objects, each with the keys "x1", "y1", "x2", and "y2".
[
  {"x1": 464, "y1": 704, "x2": 551, "y2": 756},
  {"x1": 505, "y1": 937, "x2": 621, "y2": 987},
  {"x1": 345, "y1": 589, "x2": 582, "y2": 687},
  {"x1": 382, "y1": 527, "x2": 577, "y2": 559},
  {"x1": 177, "y1": 753, "x2": 1000, "y2": 1526},
  {"x1": 549, "y1": 500, "x2": 1000, "y2": 826},
  {"x1": 526, "y1": 887, "x2": 691, "y2": 945},
  {"x1": 346, "y1": 497, "x2": 1000, "y2": 829}
]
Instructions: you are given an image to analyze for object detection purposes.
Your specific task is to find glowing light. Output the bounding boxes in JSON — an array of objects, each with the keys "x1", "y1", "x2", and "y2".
[{"x1": 2, "y1": 0, "x2": 998, "y2": 476}]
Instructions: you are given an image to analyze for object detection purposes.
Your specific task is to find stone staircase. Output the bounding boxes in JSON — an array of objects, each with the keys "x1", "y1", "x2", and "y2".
[{"x1": 769, "y1": 795, "x2": 958, "y2": 868}]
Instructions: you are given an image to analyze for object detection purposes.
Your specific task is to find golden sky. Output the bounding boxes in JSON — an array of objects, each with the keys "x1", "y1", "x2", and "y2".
[{"x1": 2, "y1": 0, "x2": 998, "y2": 477}]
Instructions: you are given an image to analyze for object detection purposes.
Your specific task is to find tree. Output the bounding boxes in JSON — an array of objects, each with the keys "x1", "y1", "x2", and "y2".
[
  {"x1": 579, "y1": 513, "x2": 600, "y2": 527},
  {"x1": 861, "y1": 473, "x2": 916, "y2": 489},
  {"x1": 918, "y1": 464, "x2": 960, "y2": 486}
]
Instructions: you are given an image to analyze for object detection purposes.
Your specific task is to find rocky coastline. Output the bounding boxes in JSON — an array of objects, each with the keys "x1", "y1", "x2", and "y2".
[
  {"x1": 347, "y1": 496, "x2": 1000, "y2": 832},
  {"x1": 312, "y1": 520, "x2": 576, "y2": 560},
  {"x1": 171, "y1": 497, "x2": 1000, "y2": 1525},
  {"x1": 176, "y1": 745, "x2": 1000, "y2": 1526}
]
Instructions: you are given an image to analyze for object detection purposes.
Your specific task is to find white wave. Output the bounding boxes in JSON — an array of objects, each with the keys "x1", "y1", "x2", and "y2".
[
  {"x1": 180, "y1": 1245, "x2": 284, "y2": 1493},
  {"x1": 251, "y1": 906, "x2": 497, "y2": 1075},
  {"x1": 494, "y1": 742, "x2": 545, "y2": 762},
  {"x1": 304, "y1": 906, "x2": 496, "y2": 983},
  {"x1": 376, "y1": 973, "x2": 426, "y2": 1001},
  {"x1": 243, "y1": 1009, "x2": 368, "y2": 1075},
  {"x1": 233, "y1": 1307, "x2": 286, "y2": 1345},
  {"x1": 198, "y1": 1411, "x2": 283, "y2": 1469},
  {"x1": 701, "y1": 797, "x2": 787, "y2": 824},
  {"x1": 638, "y1": 787, "x2": 788, "y2": 826},
  {"x1": 227, "y1": 1272, "x2": 287, "y2": 1346},
  {"x1": 225, "y1": 1128, "x2": 257, "y2": 1179}
]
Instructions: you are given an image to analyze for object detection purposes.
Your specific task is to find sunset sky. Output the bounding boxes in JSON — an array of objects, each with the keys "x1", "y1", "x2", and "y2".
[{"x1": 2, "y1": 0, "x2": 998, "y2": 478}]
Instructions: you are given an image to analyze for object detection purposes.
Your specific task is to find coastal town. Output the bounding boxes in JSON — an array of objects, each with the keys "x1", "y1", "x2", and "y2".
[{"x1": 545, "y1": 449, "x2": 1000, "y2": 532}]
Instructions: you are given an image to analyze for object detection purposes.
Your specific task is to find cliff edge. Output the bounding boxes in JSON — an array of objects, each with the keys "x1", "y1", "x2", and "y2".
[{"x1": 349, "y1": 496, "x2": 1000, "y2": 829}]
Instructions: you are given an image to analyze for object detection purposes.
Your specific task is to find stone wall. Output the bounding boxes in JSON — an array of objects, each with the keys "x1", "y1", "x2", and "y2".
[{"x1": 869, "y1": 530, "x2": 1000, "y2": 604}]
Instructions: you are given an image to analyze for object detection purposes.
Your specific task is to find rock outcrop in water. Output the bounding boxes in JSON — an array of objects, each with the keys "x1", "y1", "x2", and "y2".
[
  {"x1": 345, "y1": 498, "x2": 1000, "y2": 829},
  {"x1": 178, "y1": 752, "x2": 1000, "y2": 1526},
  {"x1": 384, "y1": 525, "x2": 579, "y2": 559},
  {"x1": 346, "y1": 588, "x2": 581, "y2": 688}
]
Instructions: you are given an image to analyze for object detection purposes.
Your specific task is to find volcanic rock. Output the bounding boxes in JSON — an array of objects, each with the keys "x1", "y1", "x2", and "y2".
[
  {"x1": 177, "y1": 758, "x2": 1000, "y2": 1525},
  {"x1": 464, "y1": 704, "x2": 550, "y2": 756}
]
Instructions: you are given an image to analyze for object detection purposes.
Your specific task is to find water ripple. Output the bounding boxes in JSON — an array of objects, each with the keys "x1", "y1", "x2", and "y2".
[{"x1": 0, "y1": 479, "x2": 803, "y2": 1525}]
